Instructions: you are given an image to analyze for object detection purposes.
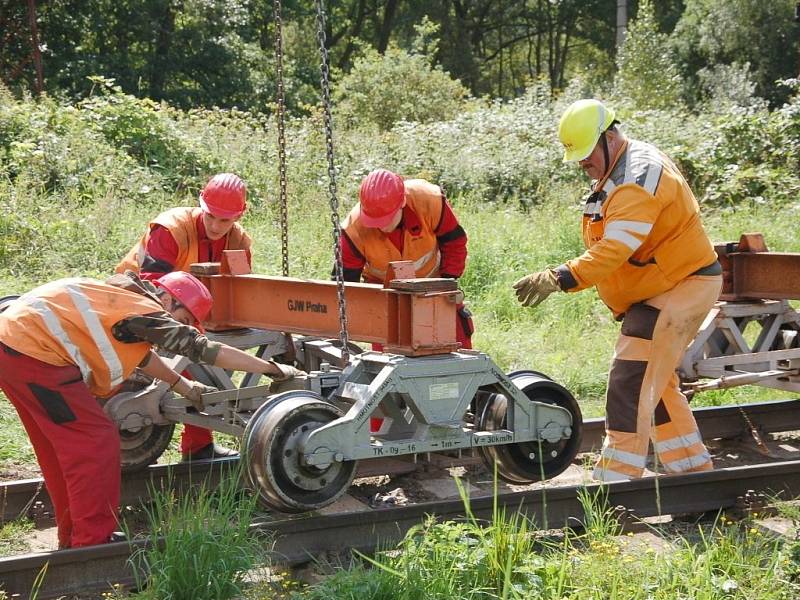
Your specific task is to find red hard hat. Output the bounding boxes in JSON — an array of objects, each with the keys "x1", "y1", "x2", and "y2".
[
  {"x1": 154, "y1": 272, "x2": 213, "y2": 328},
  {"x1": 358, "y1": 169, "x2": 405, "y2": 228},
  {"x1": 199, "y1": 173, "x2": 247, "y2": 219}
]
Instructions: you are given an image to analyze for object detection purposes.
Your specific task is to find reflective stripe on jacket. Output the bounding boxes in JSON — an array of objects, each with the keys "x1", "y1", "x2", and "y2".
[
  {"x1": 342, "y1": 179, "x2": 443, "y2": 284},
  {"x1": 115, "y1": 207, "x2": 251, "y2": 274},
  {"x1": 562, "y1": 139, "x2": 717, "y2": 316},
  {"x1": 0, "y1": 278, "x2": 162, "y2": 397}
]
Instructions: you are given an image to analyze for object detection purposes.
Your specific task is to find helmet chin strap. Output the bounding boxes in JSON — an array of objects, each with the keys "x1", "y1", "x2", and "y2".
[{"x1": 601, "y1": 131, "x2": 610, "y2": 175}]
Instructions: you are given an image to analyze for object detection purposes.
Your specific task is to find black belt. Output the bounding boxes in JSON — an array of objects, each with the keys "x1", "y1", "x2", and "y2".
[{"x1": 691, "y1": 260, "x2": 722, "y2": 277}]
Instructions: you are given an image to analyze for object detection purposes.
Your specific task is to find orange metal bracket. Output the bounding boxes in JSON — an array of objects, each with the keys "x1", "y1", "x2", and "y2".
[
  {"x1": 192, "y1": 259, "x2": 460, "y2": 356},
  {"x1": 716, "y1": 233, "x2": 800, "y2": 301}
]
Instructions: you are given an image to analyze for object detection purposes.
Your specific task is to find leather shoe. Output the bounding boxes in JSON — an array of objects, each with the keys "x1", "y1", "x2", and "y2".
[{"x1": 181, "y1": 442, "x2": 239, "y2": 462}]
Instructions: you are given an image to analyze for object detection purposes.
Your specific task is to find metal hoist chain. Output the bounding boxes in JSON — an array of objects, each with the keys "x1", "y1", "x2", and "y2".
[
  {"x1": 314, "y1": 0, "x2": 350, "y2": 364},
  {"x1": 273, "y1": 0, "x2": 290, "y2": 277}
]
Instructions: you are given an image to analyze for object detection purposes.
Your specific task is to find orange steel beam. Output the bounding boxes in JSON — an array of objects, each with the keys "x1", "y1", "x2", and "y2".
[
  {"x1": 716, "y1": 233, "x2": 800, "y2": 301},
  {"x1": 194, "y1": 271, "x2": 460, "y2": 356}
]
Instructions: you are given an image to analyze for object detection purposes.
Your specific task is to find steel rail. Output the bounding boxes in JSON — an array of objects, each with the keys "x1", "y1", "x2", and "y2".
[
  {"x1": 2, "y1": 398, "x2": 798, "y2": 524},
  {"x1": 3, "y1": 459, "x2": 800, "y2": 599}
]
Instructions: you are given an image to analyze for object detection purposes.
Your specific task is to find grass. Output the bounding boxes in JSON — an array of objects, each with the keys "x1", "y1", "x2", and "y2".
[
  {"x1": 0, "y1": 518, "x2": 33, "y2": 555},
  {"x1": 285, "y1": 482, "x2": 800, "y2": 599},
  {"x1": 123, "y1": 470, "x2": 269, "y2": 600}
]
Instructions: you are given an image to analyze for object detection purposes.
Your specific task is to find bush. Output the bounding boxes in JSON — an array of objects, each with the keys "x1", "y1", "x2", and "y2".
[
  {"x1": 334, "y1": 45, "x2": 469, "y2": 131},
  {"x1": 615, "y1": 0, "x2": 683, "y2": 111},
  {"x1": 79, "y1": 77, "x2": 214, "y2": 191}
]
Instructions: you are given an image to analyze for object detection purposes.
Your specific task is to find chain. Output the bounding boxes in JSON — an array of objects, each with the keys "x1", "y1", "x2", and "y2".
[
  {"x1": 737, "y1": 405, "x2": 772, "y2": 456},
  {"x1": 273, "y1": 0, "x2": 289, "y2": 277},
  {"x1": 314, "y1": 0, "x2": 350, "y2": 364}
]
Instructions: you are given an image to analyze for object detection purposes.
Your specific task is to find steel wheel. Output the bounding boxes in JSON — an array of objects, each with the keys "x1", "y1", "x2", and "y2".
[
  {"x1": 119, "y1": 423, "x2": 175, "y2": 472},
  {"x1": 243, "y1": 390, "x2": 357, "y2": 512},
  {"x1": 478, "y1": 371, "x2": 582, "y2": 484}
]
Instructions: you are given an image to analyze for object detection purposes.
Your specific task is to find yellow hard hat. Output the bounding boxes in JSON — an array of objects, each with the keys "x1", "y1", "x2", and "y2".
[{"x1": 558, "y1": 99, "x2": 616, "y2": 162}]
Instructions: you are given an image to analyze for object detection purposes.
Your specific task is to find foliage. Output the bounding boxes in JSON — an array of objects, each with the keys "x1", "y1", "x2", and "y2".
[
  {"x1": 334, "y1": 44, "x2": 469, "y2": 131},
  {"x1": 127, "y1": 472, "x2": 266, "y2": 600},
  {"x1": 615, "y1": 0, "x2": 683, "y2": 111},
  {"x1": 671, "y1": 0, "x2": 800, "y2": 106},
  {"x1": 293, "y1": 484, "x2": 796, "y2": 599}
]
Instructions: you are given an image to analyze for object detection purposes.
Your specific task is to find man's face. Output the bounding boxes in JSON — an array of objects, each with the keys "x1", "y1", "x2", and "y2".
[
  {"x1": 164, "y1": 294, "x2": 194, "y2": 326},
  {"x1": 202, "y1": 211, "x2": 238, "y2": 241},
  {"x1": 378, "y1": 208, "x2": 403, "y2": 233},
  {"x1": 577, "y1": 137, "x2": 609, "y2": 181}
]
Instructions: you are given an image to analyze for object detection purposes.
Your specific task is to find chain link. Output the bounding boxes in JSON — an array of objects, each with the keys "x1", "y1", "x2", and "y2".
[
  {"x1": 314, "y1": 0, "x2": 350, "y2": 364},
  {"x1": 273, "y1": 0, "x2": 290, "y2": 277}
]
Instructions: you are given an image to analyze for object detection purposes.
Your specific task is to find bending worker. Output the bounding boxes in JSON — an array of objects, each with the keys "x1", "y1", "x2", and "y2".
[
  {"x1": 116, "y1": 172, "x2": 251, "y2": 461},
  {"x1": 513, "y1": 99, "x2": 722, "y2": 481},
  {"x1": 338, "y1": 168, "x2": 474, "y2": 349},
  {"x1": 0, "y1": 271, "x2": 302, "y2": 548}
]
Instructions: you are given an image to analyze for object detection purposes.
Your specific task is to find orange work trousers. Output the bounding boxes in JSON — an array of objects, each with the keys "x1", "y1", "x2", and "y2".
[{"x1": 593, "y1": 274, "x2": 722, "y2": 481}]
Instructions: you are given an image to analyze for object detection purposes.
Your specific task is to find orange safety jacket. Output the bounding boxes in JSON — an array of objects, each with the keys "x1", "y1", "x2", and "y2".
[
  {"x1": 0, "y1": 278, "x2": 163, "y2": 397},
  {"x1": 115, "y1": 207, "x2": 251, "y2": 274},
  {"x1": 342, "y1": 179, "x2": 443, "y2": 283},
  {"x1": 557, "y1": 139, "x2": 717, "y2": 317}
]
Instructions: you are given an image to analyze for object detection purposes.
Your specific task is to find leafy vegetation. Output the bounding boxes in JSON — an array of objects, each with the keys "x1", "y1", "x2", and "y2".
[
  {"x1": 126, "y1": 472, "x2": 267, "y2": 600},
  {"x1": 291, "y1": 486, "x2": 798, "y2": 599}
]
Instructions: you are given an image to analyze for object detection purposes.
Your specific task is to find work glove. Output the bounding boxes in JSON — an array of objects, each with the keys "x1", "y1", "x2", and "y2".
[
  {"x1": 176, "y1": 379, "x2": 218, "y2": 411},
  {"x1": 268, "y1": 361, "x2": 306, "y2": 382},
  {"x1": 513, "y1": 269, "x2": 560, "y2": 308}
]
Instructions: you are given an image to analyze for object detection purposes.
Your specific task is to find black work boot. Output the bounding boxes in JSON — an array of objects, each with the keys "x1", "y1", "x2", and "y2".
[{"x1": 182, "y1": 442, "x2": 239, "y2": 462}]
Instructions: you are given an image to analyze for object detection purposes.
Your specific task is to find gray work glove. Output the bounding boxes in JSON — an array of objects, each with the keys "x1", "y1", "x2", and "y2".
[
  {"x1": 176, "y1": 379, "x2": 218, "y2": 411},
  {"x1": 269, "y1": 361, "x2": 306, "y2": 382},
  {"x1": 513, "y1": 269, "x2": 560, "y2": 308}
]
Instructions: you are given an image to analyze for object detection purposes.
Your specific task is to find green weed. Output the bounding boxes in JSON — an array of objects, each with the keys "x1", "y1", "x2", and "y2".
[{"x1": 126, "y1": 470, "x2": 269, "y2": 600}]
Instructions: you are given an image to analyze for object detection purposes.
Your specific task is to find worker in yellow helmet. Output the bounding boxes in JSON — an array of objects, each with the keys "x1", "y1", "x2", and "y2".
[{"x1": 513, "y1": 99, "x2": 722, "y2": 482}]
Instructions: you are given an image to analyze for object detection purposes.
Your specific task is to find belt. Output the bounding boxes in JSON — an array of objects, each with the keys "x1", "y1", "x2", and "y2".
[{"x1": 691, "y1": 260, "x2": 722, "y2": 277}]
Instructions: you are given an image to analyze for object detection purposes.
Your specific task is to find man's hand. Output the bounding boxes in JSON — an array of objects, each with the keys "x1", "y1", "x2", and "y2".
[
  {"x1": 268, "y1": 361, "x2": 306, "y2": 382},
  {"x1": 513, "y1": 269, "x2": 560, "y2": 308},
  {"x1": 173, "y1": 377, "x2": 218, "y2": 411}
]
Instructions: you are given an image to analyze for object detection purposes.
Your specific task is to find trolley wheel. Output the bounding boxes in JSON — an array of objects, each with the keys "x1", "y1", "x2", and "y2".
[
  {"x1": 119, "y1": 423, "x2": 175, "y2": 472},
  {"x1": 478, "y1": 371, "x2": 582, "y2": 484},
  {"x1": 243, "y1": 390, "x2": 357, "y2": 513}
]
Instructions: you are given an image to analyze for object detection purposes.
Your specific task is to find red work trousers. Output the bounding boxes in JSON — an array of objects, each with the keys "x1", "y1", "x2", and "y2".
[{"x1": 0, "y1": 343, "x2": 120, "y2": 548}]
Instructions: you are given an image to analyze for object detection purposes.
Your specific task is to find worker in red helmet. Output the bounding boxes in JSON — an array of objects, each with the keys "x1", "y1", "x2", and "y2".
[
  {"x1": 116, "y1": 173, "x2": 252, "y2": 461},
  {"x1": 338, "y1": 169, "x2": 474, "y2": 349},
  {"x1": 0, "y1": 271, "x2": 302, "y2": 549}
]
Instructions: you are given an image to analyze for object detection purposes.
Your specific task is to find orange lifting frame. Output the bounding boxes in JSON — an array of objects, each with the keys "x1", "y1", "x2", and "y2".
[{"x1": 192, "y1": 254, "x2": 459, "y2": 356}]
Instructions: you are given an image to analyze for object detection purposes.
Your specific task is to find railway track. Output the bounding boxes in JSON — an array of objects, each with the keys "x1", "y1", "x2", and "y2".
[
  {"x1": 2, "y1": 398, "x2": 798, "y2": 524},
  {"x1": 2, "y1": 458, "x2": 800, "y2": 599}
]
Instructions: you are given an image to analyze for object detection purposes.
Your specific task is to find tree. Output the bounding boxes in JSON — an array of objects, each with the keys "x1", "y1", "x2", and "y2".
[
  {"x1": 615, "y1": 0, "x2": 683, "y2": 109},
  {"x1": 672, "y1": 0, "x2": 800, "y2": 106}
]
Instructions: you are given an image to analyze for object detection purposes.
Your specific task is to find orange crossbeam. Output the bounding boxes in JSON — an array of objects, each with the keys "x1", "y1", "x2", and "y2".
[{"x1": 194, "y1": 268, "x2": 460, "y2": 356}]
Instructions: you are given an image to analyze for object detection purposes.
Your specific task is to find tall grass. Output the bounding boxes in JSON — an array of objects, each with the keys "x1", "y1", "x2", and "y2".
[
  {"x1": 126, "y1": 471, "x2": 268, "y2": 600},
  {"x1": 291, "y1": 482, "x2": 799, "y2": 600}
]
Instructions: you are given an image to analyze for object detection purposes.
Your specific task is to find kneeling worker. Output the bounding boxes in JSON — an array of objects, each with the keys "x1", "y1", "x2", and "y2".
[
  {"x1": 0, "y1": 271, "x2": 302, "y2": 548},
  {"x1": 117, "y1": 172, "x2": 252, "y2": 461}
]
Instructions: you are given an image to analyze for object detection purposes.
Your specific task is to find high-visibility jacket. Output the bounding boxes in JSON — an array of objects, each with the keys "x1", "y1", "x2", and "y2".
[
  {"x1": 558, "y1": 139, "x2": 717, "y2": 317},
  {"x1": 0, "y1": 278, "x2": 163, "y2": 397},
  {"x1": 342, "y1": 179, "x2": 443, "y2": 283},
  {"x1": 115, "y1": 207, "x2": 251, "y2": 274}
]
